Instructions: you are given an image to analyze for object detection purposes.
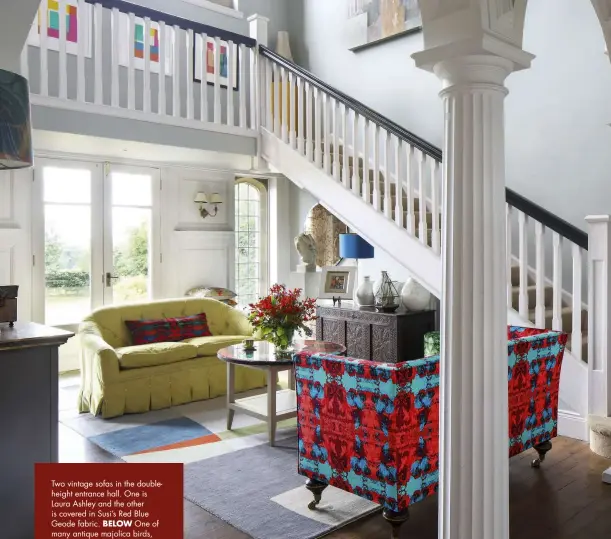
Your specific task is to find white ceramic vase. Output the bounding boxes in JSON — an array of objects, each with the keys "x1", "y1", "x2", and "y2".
[
  {"x1": 401, "y1": 277, "x2": 431, "y2": 311},
  {"x1": 355, "y1": 276, "x2": 375, "y2": 306}
]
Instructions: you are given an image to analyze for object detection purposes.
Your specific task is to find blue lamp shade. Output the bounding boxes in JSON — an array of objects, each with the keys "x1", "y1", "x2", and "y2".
[
  {"x1": 339, "y1": 233, "x2": 374, "y2": 260},
  {"x1": 0, "y1": 69, "x2": 32, "y2": 169}
]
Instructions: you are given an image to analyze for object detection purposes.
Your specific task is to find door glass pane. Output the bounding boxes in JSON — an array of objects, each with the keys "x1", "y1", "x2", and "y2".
[
  {"x1": 43, "y1": 168, "x2": 92, "y2": 326},
  {"x1": 112, "y1": 173, "x2": 152, "y2": 207}
]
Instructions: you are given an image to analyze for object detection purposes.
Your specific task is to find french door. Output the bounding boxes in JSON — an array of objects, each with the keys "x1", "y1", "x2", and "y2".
[{"x1": 33, "y1": 158, "x2": 161, "y2": 371}]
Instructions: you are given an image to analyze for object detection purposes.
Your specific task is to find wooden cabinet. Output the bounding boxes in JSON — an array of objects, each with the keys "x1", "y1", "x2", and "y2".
[{"x1": 315, "y1": 303, "x2": 436, "y2": 363}]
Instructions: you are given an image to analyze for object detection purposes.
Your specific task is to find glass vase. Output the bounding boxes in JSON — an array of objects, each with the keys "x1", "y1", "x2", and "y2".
[{"x1": 269, "y1": 326, "x2": 296, "y2": 357}]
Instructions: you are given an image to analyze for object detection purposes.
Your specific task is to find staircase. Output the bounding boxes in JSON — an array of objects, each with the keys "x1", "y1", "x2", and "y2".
[{"x1": 259, "y1": 46, "x2": 590, "y2": 441}]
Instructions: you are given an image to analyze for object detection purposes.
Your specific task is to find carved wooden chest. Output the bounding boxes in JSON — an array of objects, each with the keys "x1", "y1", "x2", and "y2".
[
  {"x1": 0, "y1": 285, "x2": 18, "y2": 327},
  {"x1": 315, "y1": 303, "x2": 436, "y2": 363}
]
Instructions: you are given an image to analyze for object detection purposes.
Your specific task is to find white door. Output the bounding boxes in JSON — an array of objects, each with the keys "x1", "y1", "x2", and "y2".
[{"x1": 33, "y1": 158, "x2": 161, "y2": 372}]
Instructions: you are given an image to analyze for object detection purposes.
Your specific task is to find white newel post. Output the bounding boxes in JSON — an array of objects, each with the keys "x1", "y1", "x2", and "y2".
[
  {"x1": 249, "y1": 15, "x2": 269, "y2": 171},
  {"x1": 586, "y1": 215, "x2": 611, "y2": 419},
  {"x1": 414, "y1": 43, "x2": 533, "y2": 539}
]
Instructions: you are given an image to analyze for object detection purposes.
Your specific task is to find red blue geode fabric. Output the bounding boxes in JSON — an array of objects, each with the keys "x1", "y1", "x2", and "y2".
[{"x1": 294, "y1": 326, "x2": 566, "y2": 512}]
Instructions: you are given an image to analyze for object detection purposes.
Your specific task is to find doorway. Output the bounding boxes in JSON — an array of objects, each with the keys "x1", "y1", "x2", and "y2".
[{"x1": 33, "y1": 158, "x2": 161, "y2": 372}]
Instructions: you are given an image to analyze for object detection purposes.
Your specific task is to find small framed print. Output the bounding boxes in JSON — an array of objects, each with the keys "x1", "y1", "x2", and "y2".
[
  {"x1": 194, "y1": 33, "x2": 240, "y2": 90},
  {"x1": 319, "y1": 266, "x2": 357, "y2": 299}
]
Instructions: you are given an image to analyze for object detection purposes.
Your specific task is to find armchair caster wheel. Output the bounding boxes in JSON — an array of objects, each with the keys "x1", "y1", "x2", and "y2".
[
  {"x1": 531, "y1": 440, "x2": 552, "y2": 468},
  {"x1": 305, "y1": 478, "x2": 327, "y2": 511}
]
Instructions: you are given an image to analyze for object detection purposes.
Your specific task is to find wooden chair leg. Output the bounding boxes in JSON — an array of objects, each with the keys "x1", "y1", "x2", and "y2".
[
  {"x1": 382, "y1": 507, "x2": 409, "y2": 539},
  {"x1": 305, "y1": 478, "x2": 328, "y2": 510},
  {"x1": 531, "y1": 440, "x2": 553, "y2": 468}
]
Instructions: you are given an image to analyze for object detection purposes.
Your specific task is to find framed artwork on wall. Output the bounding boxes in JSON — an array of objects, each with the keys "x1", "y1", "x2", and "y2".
[
  {"x1": 193, "y1": 33, "x2": 240, "y2": 90},
  {"x1": 345, "y1": 0, "x2": 422, "y2": 51},
  {"x1": 27, "y1": 0, "x2": 93, "y2": 57},
  {"x1": 318, "y1": 266, "x2": 357, "y2": 300},
  {"x1": 118, "y1": 14, "x2": 174, "y2": 75}
]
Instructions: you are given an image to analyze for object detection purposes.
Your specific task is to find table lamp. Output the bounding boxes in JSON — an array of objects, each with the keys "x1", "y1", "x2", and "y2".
[
  {"x1": 0, "y1": 69, "x2": 32, "y2": 169},
  {"x1": 339, "y1": 233, "x2": 374, "y2": 306}
]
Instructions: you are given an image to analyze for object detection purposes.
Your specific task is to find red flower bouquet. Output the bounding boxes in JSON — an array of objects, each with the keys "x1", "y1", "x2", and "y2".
[{"x1": 248, "y1": 284, "x2": 317, "y2": 351}]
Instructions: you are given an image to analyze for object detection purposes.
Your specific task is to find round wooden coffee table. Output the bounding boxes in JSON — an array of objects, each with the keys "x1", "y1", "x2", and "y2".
[{"x1": 217, "y1": 340, "x2": 346, "y2": 446}]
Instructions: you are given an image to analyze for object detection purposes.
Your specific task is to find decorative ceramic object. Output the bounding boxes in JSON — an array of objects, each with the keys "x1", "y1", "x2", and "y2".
[
  {"x1": 374, "y1": 271, "x2": 400, "y2": 312},
  {"x1": 401, "y1": 277, "x2": 431, "y2": 311},
  {"x1": 355, "y1": 276, "x2": 375, "y2": 306},
  {"x1": 294, "y1": 233, "x2": 317, "y2": 272}
]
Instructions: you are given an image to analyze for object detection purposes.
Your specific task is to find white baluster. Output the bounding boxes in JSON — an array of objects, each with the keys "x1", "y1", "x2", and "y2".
[
  {"x1": 77, "y1": 0, "x2": 85, "y2": 102},
  {"x1": 431, "y1": 159, "x2": 440, "y2": 253},
  {"x1": 417, "y1": 151, "x2": 427, "y2": 245},
  {"x1": 535, "y1": 221, "x2": 546, "y2": 328},
  {"x1": 518, "y1": 211, "x2": 529, "y2": 318},
  {"x1": 289, "y1": 72, "x2": 296, "y2": 148},
  {"x1": 572, "y1": 243, "x2": 583, "y2": 360},
  {"x1": 266, "y1": 59, "x2": 273, "y2": 131},
  {"x1": 39, "y1": 2, "x2": 49, "y2": 96},
  {"x1": 331, "y1": 99, "x2": 339, "y2": 180},
  {"x1": 94, "y1": 3, "x2": 103, "y2": 104},
  {"x1": 506, "y1": 204, "x2": 513, "y2": 307},
  {"x1": 249, "y1": 46, "x2": 257, "y2": 130},
  {"x1": 128, "y1": 13, "x2": 136, "y2": 110},
  {"x1": 226, "y1": 40, "x2": 234, "y2": 126},
  {"x1": 406, "y1": 145, "x2": 415, "y2": 235},
  {"x1": 372, "y1": 124, "x2": 380, "y2": 211},
  {"x1": 297, "y1": 77, "x2": 304, "y2": 154},
  {"x1": 384, "y1": 131, "x2": 392, "y2": 218},
  {"x1": 143, "y1": 18, "x2": 151, "y2": 113},
  {"x1": 352, "y1": 112, "x2": 360, "y2": 195},
  {"x1": 305, "y1": 82, "x2": 313, "y2": 162},
  {"x1": 314, "y1": 88, "x2": 322, "y2": 168},
  {"x1": 187, "y1": 29, "x2": 195, "y2": 121},
  {"x1": 273, "y1": 63, "x2": 280, "y2": 136},
  {"x1": 199, "y1": 33, "x2": 208, "y2": 121},
  {"x1": 172, "y1": 25, "x2": 180, "y2": 117},
  {"x1": 394, "y1": 136, "x2": 403, "y2": 228},
  {"x1": 20, "y1": 45, "x2": 28, "y2": 81},
  {"x1": 239, "y1": 44, "x2": 247, "y2": 128},
  {"x1": 342, "y1": 105, "x2": 350, "y2": 188},
  {"x1": 58, "y1": 0, "x2": 68, "y2": 99},
  {"x1": 110, "y1": 7, "x2": 120, "y2": 107},
  {"x1": 158, "y1": 22, "x2": 167, "y2": 115},
  {"x1": 552, "y1": 232, "x2": 563, "y2": 330},
  {"x1": 322, "y1": 93, "x2": 330, "y2": 174},
  {"x1": 362, "y1": 119, "x2": 370, "y2": 204},
  {"x1": 281, "y1": 68, "x2": 288, "y2": 143},
  {"x1": 214, "y1": 36, "x2": 222, "y2": 123}
]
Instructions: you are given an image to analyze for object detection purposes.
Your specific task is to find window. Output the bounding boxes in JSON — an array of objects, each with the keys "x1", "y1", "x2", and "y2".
[{"x1": 235, "y1": 179, "x2": 266, "y2": 306}]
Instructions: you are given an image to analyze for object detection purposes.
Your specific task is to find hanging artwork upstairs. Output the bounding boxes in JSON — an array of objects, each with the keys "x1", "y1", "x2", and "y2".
[{"x1": 345, "y1": 0, "x2": 421, "y2": 51}]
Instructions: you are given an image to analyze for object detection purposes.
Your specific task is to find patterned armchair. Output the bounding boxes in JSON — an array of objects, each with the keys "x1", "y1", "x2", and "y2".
[{"x1": 294, "y1": 326, "x2": 567, "y2": 538}]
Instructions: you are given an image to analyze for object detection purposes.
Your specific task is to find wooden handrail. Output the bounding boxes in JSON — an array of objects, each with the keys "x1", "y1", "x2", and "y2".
[
  {"x1": 260, "y1": 45, "x2": 589, "y2": 250},
  {"x1": 84, "y1": 0, "x2": 256, "y2": 48}
]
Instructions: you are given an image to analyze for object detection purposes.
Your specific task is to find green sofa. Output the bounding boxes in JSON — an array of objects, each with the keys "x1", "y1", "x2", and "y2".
[{"x1": 77, "y1": 298, "x2": 266, "y2": 418}]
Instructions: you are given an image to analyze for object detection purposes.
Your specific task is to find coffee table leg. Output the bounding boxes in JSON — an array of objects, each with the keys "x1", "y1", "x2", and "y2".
[
  {"x1": 267, "y1": 368, "x2": 277, "y2": 447},
  {"x1": 227, "y1": 362, "x2": 235, "y2": 430}
]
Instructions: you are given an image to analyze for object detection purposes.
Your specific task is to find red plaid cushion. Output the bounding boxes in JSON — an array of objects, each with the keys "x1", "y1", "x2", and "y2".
[{"x1": 125, "y1": 313, "x2": 212, "y2": 345}]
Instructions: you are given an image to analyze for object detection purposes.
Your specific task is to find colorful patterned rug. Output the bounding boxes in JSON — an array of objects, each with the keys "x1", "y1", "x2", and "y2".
[{"x1": 60, "y1": 392, "x2": 380, "y2": 539}]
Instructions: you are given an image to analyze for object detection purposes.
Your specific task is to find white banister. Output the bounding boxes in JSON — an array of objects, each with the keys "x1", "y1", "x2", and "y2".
[
  {"x1": 273, "y1": 63, "x2": 280, "y2": 137},
  {"x1": 94, "y1": 3, "x2": 103, "y2": 104},
  {"x1": 172, "y1": 25, "x2": 180, "y2": 117},
  {"x1": 214, "y1": 36, "x2": 222, "y2": 123},
  {"x1": 305, "y1": 81, "x2": 312, "y2": 162},
  {"x1": 40, "y1": 0, "x2": 49, "y2": 97},
  {"x1": 158, "y1": 22, "x2": 167, "y2": 115},
  {"x1": 362, "y1": 118, "x2": 370, "y2": 204},
  {"x1": 58, "y1": 0, "x2": 68, "y2": 99},
  {"x1": 342, "y1": 105, "x2": 350, "y2": 188},
  {"x1": 372, "y1": 124, "x2": 380, "y2": 211},
  {"x1": 572, "y1": 243, "x2": 583, "y2": 360},
  {"x1": 281, "y1": 67, "x2": 288, "y2": 143},
  {"x1": 406, "y1": 145, "x2": 415, "y2": 235},
  {"x1": 128, "y1": 13, "x2": 136, "y2": 110},
  {"x1": 199, "y1": 33, "x2": 207, "y2": 121},
  {"x1": 332, "y1": 99, "x2": 340, "y2": 181},
  {"x1": 143, "y1": 17, "x2": 152, "y2": 114},
  {"x1": 394, "y1": 136, "x2": 403, "y2": 228},
  {"x1": 586, "y1": 215, "x2": 611, "y2": 417},
  {"x1": 417, "y1": 151, "x2": 427, "y2": 245},
  {"x1": 314, "y1": 88, "x2": 322, "y2": 168},
  {"x1": 430, "y1": 158, "x2": 440, "y2": 253},
  {"x1": 187, "y1": 29, "x2": 195, "y2": 121},
  {"x1": 384, "y1": 130, "x2": 392, "y2": 219},
  {"x1": 535, "y1": 221, "x2": 546, "y2": 328},
  {"x1": 297, "y1": 77, "x2": 304, "y2": 154},
  {"x1": 352, "y1": 112, "x2": 360, "y2": 196},
  {"x1": 552, "y1": 232, "x2": 563, "y2": 330},
  {"x1": 289, "y1": 72, "x2": 296, "y2": 149},
  {"x1": 323, "y1": 93, "x2": 330, "y2": 174},
  {"x1": 77, "y1": 0, "x2": 86, "y2": 102},
  {"x1": 110, "y1": 7, "x2": 120, "y2": 107},
  {"x1": 518, "y1": 210, "x2": 529, "y2": 318},
  {"x1": 266, "y1": 59, "x2": 273, "y2": 132},
  {"x1": 248, "y1": 45, "x2": 256, "y2": 129}
]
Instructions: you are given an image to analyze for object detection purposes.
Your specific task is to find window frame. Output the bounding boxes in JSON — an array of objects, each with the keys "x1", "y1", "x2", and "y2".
[{"x1": 234, "y1": 177, "x2": 268, "y2": 306}]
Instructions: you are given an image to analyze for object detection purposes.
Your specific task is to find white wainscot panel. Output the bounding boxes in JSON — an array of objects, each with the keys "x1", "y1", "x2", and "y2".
[
  {"x1": 176, "y1": 176, "x2": 232, "y2": 230},
  {"x1": 173, "y1": 231, "x2": 235, "y2": 296},
  {"x1": 0, "y1": 170, "x2": 14, "y2": 223}
]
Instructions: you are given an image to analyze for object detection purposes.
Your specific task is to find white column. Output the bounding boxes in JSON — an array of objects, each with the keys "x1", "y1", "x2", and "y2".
[
  {"x1": 414, "y1": 43, "x2": 533, "y2": 539},
  {"x1": 586, "y1": 215, "x2": 611, "y2": 418}
]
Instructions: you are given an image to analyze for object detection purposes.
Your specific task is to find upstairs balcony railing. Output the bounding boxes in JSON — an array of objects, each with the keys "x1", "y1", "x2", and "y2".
[{"x1": 20, "y1": 0, "x2": 258, "y2": 136}]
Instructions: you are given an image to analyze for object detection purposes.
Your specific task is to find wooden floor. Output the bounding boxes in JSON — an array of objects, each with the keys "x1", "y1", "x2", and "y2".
[{"x1": 59, "y1": 424, "x2": 611, "y2": 539}]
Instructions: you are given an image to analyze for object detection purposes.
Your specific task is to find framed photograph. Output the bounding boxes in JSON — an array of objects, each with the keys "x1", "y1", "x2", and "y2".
[
  {"x1": 194, "y1": 33, "x2": 240, "y2": 90},
  {"x1": 345, "y1": 0, "x2": 422, "y2": 51},
  {"x1": 27, "y1": 0, "x2": 93, "y2": 57},
  {"x1": 318, "y1": 267, "x2": 357, "y2": 299}
]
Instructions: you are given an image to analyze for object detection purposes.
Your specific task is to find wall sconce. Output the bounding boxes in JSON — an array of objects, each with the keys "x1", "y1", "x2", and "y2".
[{"x1": 194, "y1": 192, "x2": 223, "y2": 218}]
